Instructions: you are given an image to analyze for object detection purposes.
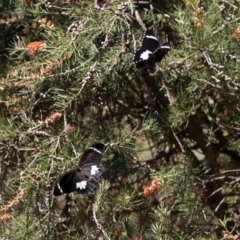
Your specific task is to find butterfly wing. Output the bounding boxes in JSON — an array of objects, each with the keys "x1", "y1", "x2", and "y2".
[
  {"x1": 78, "y1": 143, "x2": 104, "y2": 165},
  {"x1": 72, "y1": 170, "x2": 97, "y2": 194},
  {"x1": 133, "y1": 49, "x2": 153, "y2": 68},
  {"x1": 141, "y1": 30, "x2": 160, "y2": 52},
  {"x1": 53, "y1": 170, "x2": 75, "y2": 196},
  {"x1": 53, "y1": 143, "x2": 105, "y2": 196},
  {"x1": 152, "y1": 43, "x2": 171, "y2": 63},
  {"x1": 133, "y1": 30, "x2": 170, "y2": 68},
  {"x1": 53, "y1": 170, "x2": 98, "y2": 196},
  {"x1": 79, "y1": 143, "x2": 105, "y2": 182},
  {"x1": 79, "y1": 162, "x2": 105, "y2": 182}
]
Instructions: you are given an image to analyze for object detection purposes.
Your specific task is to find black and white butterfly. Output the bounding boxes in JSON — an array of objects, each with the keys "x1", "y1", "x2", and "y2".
[
  {"x1": 53, "y1": 143, "x2": 105, "y2": 196},
  {"x1": 133, "y1": 30, "x2": 170, "y2": 68}
]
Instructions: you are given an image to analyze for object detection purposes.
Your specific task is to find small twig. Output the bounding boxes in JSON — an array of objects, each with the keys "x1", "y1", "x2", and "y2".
[
  {"x1": 197, "y1": 78, "x2": 221, "y2": 88},
  {"x1": 172, "y1": 130, "x2": 185, "y2": 153},
  {"x1": 35, "y1": 192, "x2": 48, "y2": 239},
  {"x1": 161, "y1": 78, "x2": 175, "y2": 106},
  {"x1": 208, "y1": 184, "x2": 225, "y2": 199},
  {"x1": 214, "y1": 196, "x2": 226, "y2": 213},
  {"x1": 30, "y1": 88, "x2": 51, "y2": 116},
  {"x1": 21, "y1": 153, "x2": 40, "y2": 176},
  {"x1": 205, "y1": 175, "x2": 227, "y2": 182},
  {"x1": 48, "y1": 58, "x2": 93, "y2": 78},
  {"x1": 29, "y1": 130, "x2": 51, "y2": 137},
  {"x1": 94, "y1": 0, "x2": 99, "y2": 8},
  {"x1": 92, "y1": 214, "x2": 111, "y2": 240},
  {"x1": 134, "y1": 9, "x2": 146, "y2": 30},
  {"x1": 62, "y1": 109, "x2": 77, "y2": 157},
  {"x1": 63, "y1": 109, "x2": 71, "y2": 144},
  {"x1": 207, "y1": 169, "x2": 240, "y2": 180}
]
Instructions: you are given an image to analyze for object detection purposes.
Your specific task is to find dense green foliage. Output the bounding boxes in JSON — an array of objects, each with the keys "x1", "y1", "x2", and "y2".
[{"x1": 0, "y1": 0, "x2": 240, "y2": 239}]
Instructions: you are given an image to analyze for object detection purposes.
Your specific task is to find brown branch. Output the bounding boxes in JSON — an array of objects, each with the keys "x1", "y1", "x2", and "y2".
[{"x1": 187, "y1": 115, "x2": 227, "y2": 218}]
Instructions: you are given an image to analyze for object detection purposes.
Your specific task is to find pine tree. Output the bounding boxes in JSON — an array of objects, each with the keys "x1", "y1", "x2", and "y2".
[{"x1": 1, "y1": 0, "x2": 240, "y2": 239}]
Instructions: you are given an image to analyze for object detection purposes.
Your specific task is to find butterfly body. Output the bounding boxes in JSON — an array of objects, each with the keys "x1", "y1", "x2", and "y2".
[
  {"x1": 53, "y1": 143, "x2": 105, "y2": 196},
  {"x1": 133, "y1": 30, "x2": 170, "y2": 68}
]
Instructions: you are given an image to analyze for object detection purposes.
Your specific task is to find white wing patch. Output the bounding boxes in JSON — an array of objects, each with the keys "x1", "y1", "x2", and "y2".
[
  {"x1": 76, "y1": 180, "x2": 87, "y2": 190},
  {"x1": 160, "y1": 45, "x2": 171, "y2": 50},
  {"x1": 91, "y1": 165, "x2": 99, "y2": 175},
  {"x1": 140, "y1": 50, "x2": 152, "y2": 60},
  {"x1": 57, "y1": 182, "x2": 64, "y2": 193},
  {"x1": 146, "y1": 35, "x2": 158, "y2": 41},
  {"x1": 89, "y1": 147, "x2": 102, "y2": 154}
]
